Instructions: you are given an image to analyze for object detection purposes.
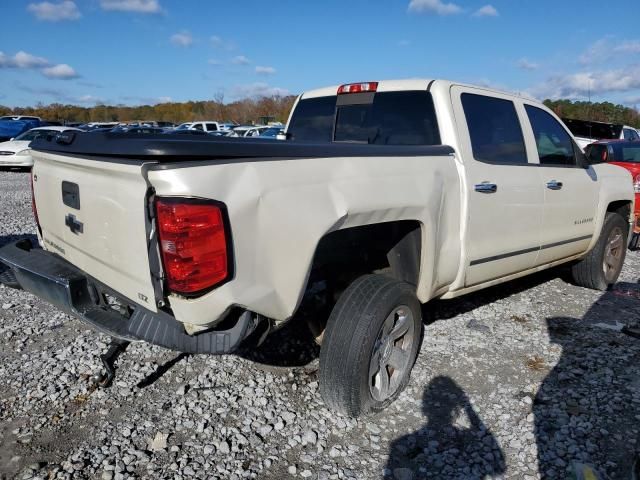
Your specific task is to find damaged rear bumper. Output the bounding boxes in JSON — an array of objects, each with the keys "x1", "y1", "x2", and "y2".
[{"x1": 0, "y1": 239, "x2": 254, "y2": 354}]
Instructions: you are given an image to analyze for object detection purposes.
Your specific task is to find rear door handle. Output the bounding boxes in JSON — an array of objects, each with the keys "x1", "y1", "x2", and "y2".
[
  {"x1": 546, "y1": 180, "x2": 563, "y2": 190},
  {"x1": 475, "y1": 182, "x2": 497, "y2": 193}
]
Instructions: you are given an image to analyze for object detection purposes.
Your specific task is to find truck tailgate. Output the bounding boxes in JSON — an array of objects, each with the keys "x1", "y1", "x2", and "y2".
[{"x1": 32, "y1": 150, "x2": 157, "y2": 312}]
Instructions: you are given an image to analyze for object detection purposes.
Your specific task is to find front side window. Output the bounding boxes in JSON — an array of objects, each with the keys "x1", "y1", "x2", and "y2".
[
  {"x1": 525, "y1": 105, "x2": 575, "y2": 166},
  {"x1": 461, "y1": 93, "x2": 527, "y2": 164},
  {"x1": 623, "y1": 128, "x2": 639, "y2": 141},
  {"x1": 192, "y1": 124, "x2": 204, "y2": 131}
]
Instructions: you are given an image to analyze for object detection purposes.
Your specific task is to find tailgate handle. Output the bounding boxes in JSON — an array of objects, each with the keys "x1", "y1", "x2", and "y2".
[{"x1": 62, "y1": 181, "x2": 80, "y2": 210}]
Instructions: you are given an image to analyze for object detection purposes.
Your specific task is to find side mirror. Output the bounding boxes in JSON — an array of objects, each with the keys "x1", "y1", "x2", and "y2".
[{"x1": 9, "y1": 138, "x2": 14, "y2": 141}]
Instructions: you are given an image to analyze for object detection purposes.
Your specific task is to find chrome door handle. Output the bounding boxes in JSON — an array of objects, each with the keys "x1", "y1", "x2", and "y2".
[
  {"x1": 475, "y1": 182, "x2": 497, "y2": 193},
  {"x1": 546, "y1": 180, "x2": 563, "y2": 190}
]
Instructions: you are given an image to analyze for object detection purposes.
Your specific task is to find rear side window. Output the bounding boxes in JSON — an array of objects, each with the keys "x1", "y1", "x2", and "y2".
[
  {"x1": 461, "y1": 93, "x2": 527, "y2": 164},
  {"x1": 206, "y1": 123, "x2": 218, "y2": 131},
  {"x1": 287, "y1": 91, "x2": 441, "y2": 145},
  {"x1": 287, "y1": 96, "x2": 336, "y2": 142},
  {"x1": 525, "y1": 105, "x2": 575, "y2": 166}
]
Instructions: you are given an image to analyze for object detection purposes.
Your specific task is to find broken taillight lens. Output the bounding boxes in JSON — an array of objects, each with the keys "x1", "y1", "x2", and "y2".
[{"x1": 155, "y1": 198, "x2": 230, "y2": 295}]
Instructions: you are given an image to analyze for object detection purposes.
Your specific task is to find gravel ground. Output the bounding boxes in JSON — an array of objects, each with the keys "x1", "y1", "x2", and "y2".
[{"x1": 1, "y1": 170, "x2": 639, "y2": 480}]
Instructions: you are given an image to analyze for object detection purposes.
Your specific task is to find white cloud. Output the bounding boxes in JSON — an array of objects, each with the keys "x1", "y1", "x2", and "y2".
[
  {"x1": 517, "y1": 58, "x2": 539, "y2": 71},
  {"x1": 255, "y1": 66, "x2": 276, "y2": 75},
  {"x1": 42, "y1": 64, "x2": 79, "y2": 79},
  {"x1": 210, "y1": 35, "x2": 236, "y2": 51},
  {"x1": 231, "y1": 83, "x2": 289, "y2": 99},
  {"x1": 76, "y1": 94, "x2": 105, "y2": 104},
  {"x1": 615, "y1": 41, "x2": 640, "y2": 54},
  {"x1": 0, "y1": 50, "x2": 81, "y2": 80},
  {"x1": 473, "y1": 4, "x2": 498, "y2": 17},
  {"x1": 408, "y1": 0, "x2": 462, "y2": 15},
  {"x1": 0, "y1": 51, "x2": 49, "y2": 69},
  {"x1": 579, "y1": 37, "x2": 640, "y2": 65},
  {"x1": 18, "y1": 85, "x2": 105, "y2": 105},
  {"x1": 99, "y1": 0, "x2": 161, "y2": 13},
  {"x1": 530, "y1": 65, "x2": 640, "y2": 100},
  {"x1": 27, "y1": 1, "x2": 81, "y2": 21},
  {"x1": 232, "y1": 55, "x2": 250, "y2": 65},
  {"x1": 170, "y1": 31, "x2": 193, "y2": 47}
]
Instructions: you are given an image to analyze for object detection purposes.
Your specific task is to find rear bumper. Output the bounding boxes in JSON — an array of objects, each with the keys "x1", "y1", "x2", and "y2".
[{"x1": 0, "y1": 239, "x2": 254, "y2": 353}]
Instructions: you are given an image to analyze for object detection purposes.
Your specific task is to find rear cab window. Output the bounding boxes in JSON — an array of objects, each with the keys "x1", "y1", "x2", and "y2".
[{"x1": 287, "y1": 91, "x2": 441, "y2": 145}]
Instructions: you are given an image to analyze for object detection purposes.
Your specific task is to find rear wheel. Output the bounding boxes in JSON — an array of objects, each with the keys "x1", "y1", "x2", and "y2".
[
  {"x1": 571, "y1": 212, "x2": 628, "y2": 290},
  {"x1": 319, "y1": 274, "x2": 422, "y2": 417}
]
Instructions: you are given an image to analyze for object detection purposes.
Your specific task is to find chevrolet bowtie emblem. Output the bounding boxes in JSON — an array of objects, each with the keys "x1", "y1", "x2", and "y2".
[{"x1": 65, "y1": 213, "x2": 84, "y2": 235}]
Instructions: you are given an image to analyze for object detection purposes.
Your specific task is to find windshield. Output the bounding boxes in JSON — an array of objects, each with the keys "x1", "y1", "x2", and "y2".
[
  {"x1": 14, "y1": 129, "x2": 56, "y2": 141},
  {"x1": 175, "y1": 123, "x2": 192, "y2": 130},
  {"x1": 288, "y1": 91, "x2": 441, "y2": 145}
]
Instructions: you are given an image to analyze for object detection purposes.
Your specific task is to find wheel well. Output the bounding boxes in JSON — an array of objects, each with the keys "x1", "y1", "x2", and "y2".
[
  {"x1": 607, "y1": 200, "x2": 631, "y2": 222},
  {"x1": 310, "y1": 220, "x2": 422, "y2": 287},
  {"x1": 297, "y1": 220, "x2": 422, "y2": 339}
]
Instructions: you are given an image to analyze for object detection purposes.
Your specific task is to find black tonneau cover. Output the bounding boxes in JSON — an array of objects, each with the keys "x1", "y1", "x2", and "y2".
[{"x1": 30, "y1": 132, "x2": 454, "y2": 162}]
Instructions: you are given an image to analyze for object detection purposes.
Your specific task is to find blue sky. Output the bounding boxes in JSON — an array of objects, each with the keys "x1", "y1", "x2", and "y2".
[{"x1": 2, "y1": 0, "x2": 640, "y2": 108}]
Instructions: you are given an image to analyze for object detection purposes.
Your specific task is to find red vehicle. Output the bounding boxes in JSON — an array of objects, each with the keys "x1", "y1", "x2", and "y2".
[{"x1": 586, "y1": 140, "x2": 640, "y2": 247}]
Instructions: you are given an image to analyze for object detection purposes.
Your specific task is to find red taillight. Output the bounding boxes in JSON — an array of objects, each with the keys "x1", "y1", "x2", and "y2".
[
  {"x1": 337, "y1": 82, "x2": 378, "y2": 94},
  {"x1": 30, "y1": 171, "x2": 40, "y2": 229},
  {"x1": 155, "y1": 198, "x2": 229, "y2": 295},
  {"x1": 634, "y1": 174, "x2": 640, "y2": 194}
]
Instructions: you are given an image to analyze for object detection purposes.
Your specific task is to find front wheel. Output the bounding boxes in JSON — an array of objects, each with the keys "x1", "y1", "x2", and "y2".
[
  {"x1": 319, "y1": 274, "x2": 423, "y2": 417},
  {"x1": 571, "y1": 212, "x2": 628, "y2": 290}
]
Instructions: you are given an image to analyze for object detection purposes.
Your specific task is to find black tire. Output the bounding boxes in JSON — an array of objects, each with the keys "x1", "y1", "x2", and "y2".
[
  {"x1": 319, "y1": 274, "x2": 422, "y2": 417},
  {"x1": 571, "y1": 212, "x2": 628, "y2": 291}
]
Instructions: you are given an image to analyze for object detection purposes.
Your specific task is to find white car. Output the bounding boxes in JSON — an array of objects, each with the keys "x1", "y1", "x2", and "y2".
[
  {"x1": 233, "y1": 125, "x2": 270, "y2": 137},
  {"x1": 0, "y1": 126, "x2": 82, "y2": 168},
  {"x1": 185, "y1": 121, "x2": 223, "y2": 133}
]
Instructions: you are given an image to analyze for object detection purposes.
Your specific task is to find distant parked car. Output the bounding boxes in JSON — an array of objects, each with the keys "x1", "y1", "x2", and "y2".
[
  {"x1": 0, "y1": 126, "x2": 82, "y2": 168},
  {"x1": 85, "y1": 122, "x2": 120, "y2": 131},
  {"x1": 0, "y1": 119, "x2": 40, "y2": 142},
  {"x1": 169, "y1": 129, "x2": 209, "y2": 136},
  {"x1": 0, "y1": 115, "x2": 41, "y2": 122},
  {"x1": 233, "y1": 126, "x2": 270, "y2": 137},
  {"x1": 562, "y1": 118, "x2": 640, "y2": 151},
  {"x1": 259, "y1": 127, "x2": 285, "y2": 139}
]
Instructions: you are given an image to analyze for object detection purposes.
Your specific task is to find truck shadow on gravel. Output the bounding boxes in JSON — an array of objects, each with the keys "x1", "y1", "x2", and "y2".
[
  {"x1": 385, "y1": 376, "x2": 506, "y2": 479},
  {"x1": 535, "y1": 282, "x2": 640, "y2": 480}
]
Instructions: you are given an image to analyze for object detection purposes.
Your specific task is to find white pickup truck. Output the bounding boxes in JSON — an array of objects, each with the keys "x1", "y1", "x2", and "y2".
[{"x1": 0, "y1": 79, "x2": 634, "y2": 417}]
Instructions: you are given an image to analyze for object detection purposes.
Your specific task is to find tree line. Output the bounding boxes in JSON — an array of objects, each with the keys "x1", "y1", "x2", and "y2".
[
  {"x1": 0, "y1": 95, "x2": 638, "y2": 128},
  {"x1": 0, "y1": 94, "x2": 297, "y2": 125},
  {"x1": 543, "y1": 99, "x2": 640, "y2": 128}
]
